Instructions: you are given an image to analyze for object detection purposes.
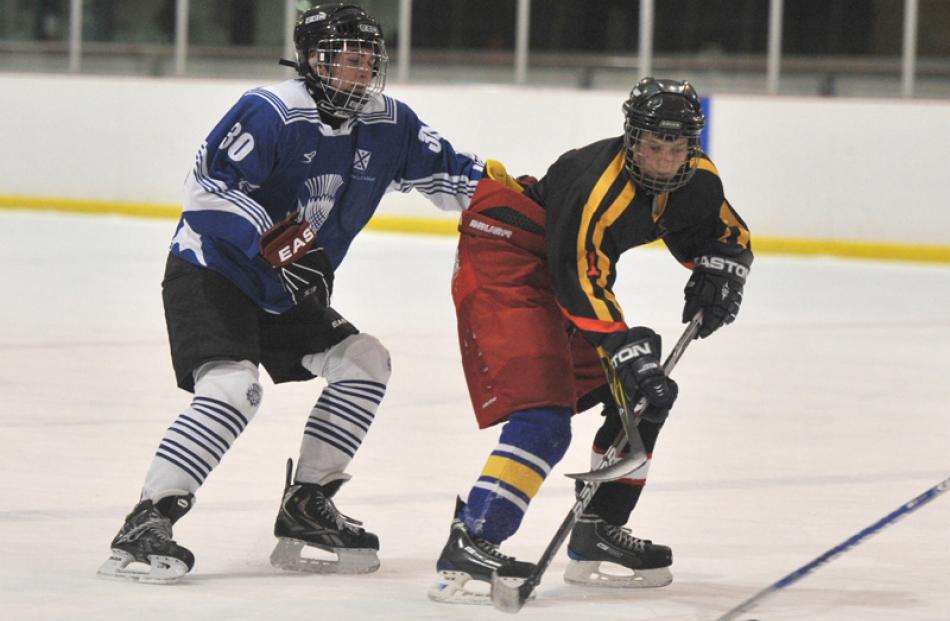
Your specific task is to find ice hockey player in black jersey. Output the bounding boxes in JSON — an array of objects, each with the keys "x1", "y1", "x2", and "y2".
[
  {"x1": 98, "y1": 3, "x2": 492, "y2": 584},
  {"x1": 430, "y1": 78, "x2": 752, "y2": 603}
]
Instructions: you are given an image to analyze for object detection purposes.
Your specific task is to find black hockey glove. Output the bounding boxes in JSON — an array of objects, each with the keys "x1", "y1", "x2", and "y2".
[
  {"x1": 683, "y1": 252, "x2": 751, "y2": 339},
  {"x1": 260, "y1": 216, "x2": 334, "y2": 308},
  {"x1": 275, "y1": 247, "x2": 333, "y2": 307},
  {"x1": 602, "y1": 327, "x2": 678, "y2": 424}
]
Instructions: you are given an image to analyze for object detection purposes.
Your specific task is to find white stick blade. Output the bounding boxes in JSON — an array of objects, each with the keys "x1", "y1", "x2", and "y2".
[
  {"x1": 490, "y1": 572, "x2": 531, "y2": 613},
  {"x1": 565, "y1": 454, "x2": 648, "y2": 483}
]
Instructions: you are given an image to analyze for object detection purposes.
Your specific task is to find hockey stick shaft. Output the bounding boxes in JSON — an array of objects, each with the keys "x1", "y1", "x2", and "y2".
[
  {"x1": 616, "y1": 311, "x2": 702, "y2": 435},
  {"x1": 491, "y1": 430, "x2": 622, "y2": 611},
  {"x1": 714, "y1": 473, "x2": 950, "y2": 621},
  {"x1": 566, "y1": 312, "x2": 702, "y2": 483},
  {"x1": 539, "y1": 316, "x2": 701, "y2": 571},
  {"x1": 613, "y1": 311, "x2": 701, "y2": 451},
  {"x1": 492, "y1": 317, "x2": 701, "y2": 612}
]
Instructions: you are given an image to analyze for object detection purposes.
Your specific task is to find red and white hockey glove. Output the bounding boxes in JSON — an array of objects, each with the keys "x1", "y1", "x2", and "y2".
[{"x1": 260, "y1": 215, "x2": 333, "y2": 308}]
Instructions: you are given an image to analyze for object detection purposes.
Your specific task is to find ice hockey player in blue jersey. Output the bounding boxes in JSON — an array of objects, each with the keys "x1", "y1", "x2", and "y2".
[{"x1": 98, "y1": 3, "x2": 487, "y2": 584}]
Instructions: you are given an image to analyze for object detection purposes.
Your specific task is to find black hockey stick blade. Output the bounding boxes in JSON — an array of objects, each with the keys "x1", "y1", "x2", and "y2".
[{"x1": 490, "y1": 571, "x2": 534, "y2": 613}]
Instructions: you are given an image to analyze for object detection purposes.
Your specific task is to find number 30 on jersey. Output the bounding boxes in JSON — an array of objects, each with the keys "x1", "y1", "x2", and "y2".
[{"x1": 220, "y1": 122, "x2": 256, "y2": 162}]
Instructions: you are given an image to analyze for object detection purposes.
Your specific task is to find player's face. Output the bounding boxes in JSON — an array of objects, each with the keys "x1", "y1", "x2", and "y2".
[
  {"x1": 311, "y1": 47, "x2": 374, "y2": 94},
  {"x1": 634, "y1": 133, "x2": 689, "y2": 179}
]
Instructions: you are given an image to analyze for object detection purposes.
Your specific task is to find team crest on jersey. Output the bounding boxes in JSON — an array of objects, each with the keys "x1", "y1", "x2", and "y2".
[
  {"x1": 299, "y1": 174, "x2": 344, "y2": 231},
  {"x1": 353, "y1": 149, "x2": 372, "y2": 171}
]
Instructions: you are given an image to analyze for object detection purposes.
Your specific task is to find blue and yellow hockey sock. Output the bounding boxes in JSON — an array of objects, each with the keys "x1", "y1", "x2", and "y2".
[{"x1": 461, "y1": 407, "x2": 572, "y2": 544}]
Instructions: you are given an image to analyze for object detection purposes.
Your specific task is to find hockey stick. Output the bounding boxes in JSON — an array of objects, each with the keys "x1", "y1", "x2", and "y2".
[
  {"x1": 566, "y1": 311, "x2": 702, "y2": 483},
  {"x1": 491, "y1": 315, "x2": 702, "y2": 613},
  {"x1": 713, "y1": 473, "x2": 950, "y2": 621}
]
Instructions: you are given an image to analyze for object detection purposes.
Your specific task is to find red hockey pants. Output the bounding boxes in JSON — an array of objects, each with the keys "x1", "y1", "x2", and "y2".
[{"x1": 452, "y1": 180, "x2": 606, "y2": 429}]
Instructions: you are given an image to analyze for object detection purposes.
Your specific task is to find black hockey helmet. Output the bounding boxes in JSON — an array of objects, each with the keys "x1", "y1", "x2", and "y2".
[
  {"x1": 622, "y1": 77, "x2": 705, "y2": 193},
  {"x1": 292, "y1": 4, "x2": 388, "y2": 119}
]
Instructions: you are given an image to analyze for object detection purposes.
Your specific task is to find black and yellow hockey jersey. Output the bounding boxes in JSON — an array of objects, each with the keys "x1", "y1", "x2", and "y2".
[{"x1": 523, "y1": 136, "x2": 752, "y2": 347}]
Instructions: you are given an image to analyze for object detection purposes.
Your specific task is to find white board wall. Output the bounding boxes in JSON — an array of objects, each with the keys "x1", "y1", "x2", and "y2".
[{"x1": 3, "y1": 74, "x2": 949, "y2": 245}]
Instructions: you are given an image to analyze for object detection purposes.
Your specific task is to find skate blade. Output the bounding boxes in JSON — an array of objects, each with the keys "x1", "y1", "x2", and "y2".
[
  {"x1": 563, "y1": 560, "x2": 672, "y2": 588},
  {"x1": 97, "y1": 549, "x2": 189, "y2": 585},
  {"x1": 428, "y1": 570, "x2": 494, "y2": 605},
  {"x1": 270, "y1": 537, "x2": 379, "y2": 574}
]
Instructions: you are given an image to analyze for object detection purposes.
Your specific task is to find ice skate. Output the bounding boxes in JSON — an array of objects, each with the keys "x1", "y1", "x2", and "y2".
[
  {"x1": 270, "y1": 459, "x2": 379, "y2": 574},
  {"x1": 428, "y1": 498, "x2": 535, "y2": 605},
  {"x1": 564, "y1": 513, "x2": 673, "y2": 587},
  {"x1": 97, "y1": 494, "x2": 195, "y2": 585}
]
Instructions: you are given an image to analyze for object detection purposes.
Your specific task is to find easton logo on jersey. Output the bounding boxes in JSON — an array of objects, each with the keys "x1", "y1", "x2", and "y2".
[{"x1": 299, "y1": 174, "x2": 344, "y2": 231}]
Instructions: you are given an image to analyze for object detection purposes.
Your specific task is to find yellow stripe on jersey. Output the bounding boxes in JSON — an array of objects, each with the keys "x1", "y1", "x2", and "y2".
[
  {"x1": 718, "y1": 201, "x2": 751, "y2": 249},
  {"x1": 697, "y1": 157, "x2": 719, "y2": 175},
  {"x1": 481, "y1": 455, "x2": 545, "y2": 499},
  {"x1": 591, "y1": 178, "x2": 636, "y2": 310},
  {"x1": 576, "y1": 150, "x2": 628, "y2": 321}
]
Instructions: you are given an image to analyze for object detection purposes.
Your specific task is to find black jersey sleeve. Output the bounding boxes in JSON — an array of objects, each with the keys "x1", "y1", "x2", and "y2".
[{"x1": 661, "y1": 157, "x2": 753, "y2": 267}]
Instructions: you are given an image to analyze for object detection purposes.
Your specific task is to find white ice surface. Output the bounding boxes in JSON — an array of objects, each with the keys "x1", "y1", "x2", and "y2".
[{"x1": 0, "y1": 211, "x2": 948, "y2": 621}]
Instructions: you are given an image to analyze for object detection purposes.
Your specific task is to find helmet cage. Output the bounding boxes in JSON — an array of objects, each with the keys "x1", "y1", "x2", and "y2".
[
  {"x1": 622, "y1": 123, "x2": 703, "y2": 194},
  {"x1": 622, "y1": 78, "x2": 705, "y2": 193},
  {"x1": 300, "y1": 37, "x2": 388, "y2": 118},
  {"x1": 293, "y1": 5, "x2": 389, "y2": 119}
]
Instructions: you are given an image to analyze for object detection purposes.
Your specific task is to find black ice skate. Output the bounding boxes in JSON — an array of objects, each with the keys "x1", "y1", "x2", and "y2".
[
  {"x1": 428, "y1": 497, "x2": 535, "y2": 605},
  {"x1": 564, "y1": 513, "x2": 673, "y2": 587},
  {"x1": 97, "y1": 493, "x2": 195, "y2": 584},
  {"x1": 270, "y1": 458, "x2": 379, "y2": 574}
]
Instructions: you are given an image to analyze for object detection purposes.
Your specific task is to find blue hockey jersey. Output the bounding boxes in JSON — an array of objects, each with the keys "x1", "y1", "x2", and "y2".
[{"x1": 169, "y1": 78, "x2": 485, "y2": 313}]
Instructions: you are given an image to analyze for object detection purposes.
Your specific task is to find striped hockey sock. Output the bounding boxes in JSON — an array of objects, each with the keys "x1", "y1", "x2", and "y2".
[
  {"x1": 142, "y1": 361, "x2": 261, "y2": 499},
  {"x1": 462, "y1": 407, "x2": 572, "y2": 543},
  {"x1": 297, "y1": 378, "x2": 386, "y2": 484},
  {"x1": 296, "y1": 333, "x2": 391, "y2": 485}
]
